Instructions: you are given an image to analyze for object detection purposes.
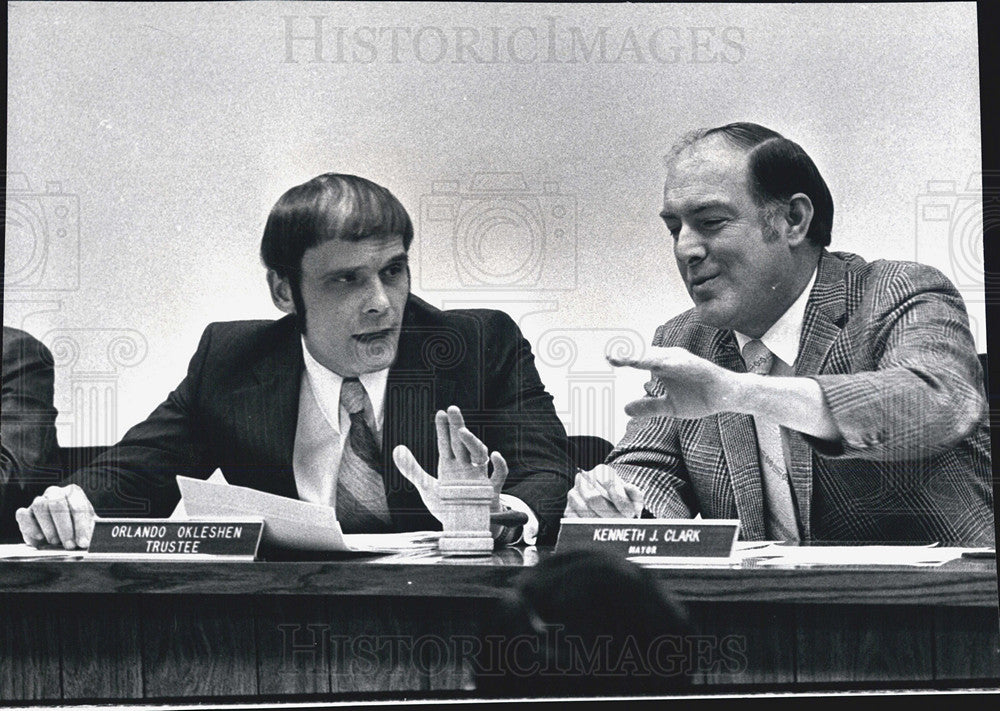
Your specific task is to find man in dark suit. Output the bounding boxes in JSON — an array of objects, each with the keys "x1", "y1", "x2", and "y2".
[
  {"x1": 17, "y1": 174, "x2": 573, "y2": 549},
  {"x1": 1, "y1": 327, "x2": 62, "y2": 542},
  {"x1": 566, "y1": 123, "x2": 994, "y2": 545}
]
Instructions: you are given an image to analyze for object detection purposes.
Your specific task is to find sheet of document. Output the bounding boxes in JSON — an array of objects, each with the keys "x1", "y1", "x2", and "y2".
[
  {"x1": 0, "y1": 543, "x2": 87, "y2": 560},
  {"x1": 177, "y1": 476, "x2": 438, "y2": 553},
  {"x1": 629, "y1": 540, "x2": 768, "y2": 568},
  {"x1": 735, "y1": 542, "x2": 974, "y2": 567},
  {"x1": 632, "y1": 541, "x2": 981, "y2": 568}
]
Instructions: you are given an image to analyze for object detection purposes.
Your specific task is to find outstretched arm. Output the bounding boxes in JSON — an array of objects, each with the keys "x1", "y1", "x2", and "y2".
[{"x1": 611, "y1": 347, "x2": 840, "y2": 441}]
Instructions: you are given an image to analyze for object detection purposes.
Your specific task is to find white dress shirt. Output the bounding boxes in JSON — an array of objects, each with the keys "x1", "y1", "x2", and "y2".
[
  {"x1": 293, "y1": 338, "x2": 389, "y2": 508},
  {"x1": 293, "y1": 338, "x2": 538, "y2": 543},
  {"x1": 733, "y1": 266, "x2": 818, "y2": 370}
]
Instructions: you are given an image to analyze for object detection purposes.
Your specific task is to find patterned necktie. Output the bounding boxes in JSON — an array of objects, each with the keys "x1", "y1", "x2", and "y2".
[
  {"x1": 336, "y1": 378, "x2": 391, "y2": 533},
  {"x1": 741, "y1": 339, "x2": 801, "y2": 543}
]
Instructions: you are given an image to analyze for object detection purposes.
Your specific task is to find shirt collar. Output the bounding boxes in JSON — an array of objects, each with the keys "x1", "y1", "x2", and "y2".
[
  {"x1": 300, "y1": 337, "x2": 389, "y2": 432},
  {"x1": 734, "y1": 266, "x2": 818, "y2": 369}
]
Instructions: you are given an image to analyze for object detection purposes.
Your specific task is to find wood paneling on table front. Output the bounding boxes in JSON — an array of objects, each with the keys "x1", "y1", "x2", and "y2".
[{"x1": 1, "y1": 550, "x2": 997, "y2": 701}]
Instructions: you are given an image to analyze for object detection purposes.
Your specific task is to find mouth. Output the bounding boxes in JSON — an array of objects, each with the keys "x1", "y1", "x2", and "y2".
[
  {"x1": 689, "y1": 273, "x2": 719, "y2": 289},
  {"x1": 352, "y1": 328, "x2": 397, "y2": 344}
]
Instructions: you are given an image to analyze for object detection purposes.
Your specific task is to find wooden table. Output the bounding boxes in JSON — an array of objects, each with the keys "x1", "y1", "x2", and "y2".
[{"x1": 1, "y1": 547, "x2": 997, "y2": 702}]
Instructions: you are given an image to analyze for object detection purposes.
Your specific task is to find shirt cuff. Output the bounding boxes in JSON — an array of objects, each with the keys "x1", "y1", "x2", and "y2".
[{"x1": 498, "y1": 493, "x2": 539, "y2": 546}]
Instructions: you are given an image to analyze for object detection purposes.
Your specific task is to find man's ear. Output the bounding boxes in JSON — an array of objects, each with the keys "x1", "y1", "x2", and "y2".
[
  {"x1": 266, "y1": 270, "x2": 296, "y2": 315},
  {"x1": 785, "y1": 193, "x2": 815, "y2": 247}
]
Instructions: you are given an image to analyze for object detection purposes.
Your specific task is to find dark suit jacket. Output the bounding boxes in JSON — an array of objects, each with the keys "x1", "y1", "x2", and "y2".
[
  {"x1": 1, "y1": 327, "x2": 62, "y2": 542},
  {"x1": 610, "y1": 251, "x2": 995, "y2": 545},
  {"x1": 69, "y1": 296, "x2": 573, "y2": 543}
]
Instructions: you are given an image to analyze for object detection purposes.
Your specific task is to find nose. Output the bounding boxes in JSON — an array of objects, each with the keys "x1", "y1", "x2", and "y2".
[
  {"x1": 673, "y1": 224, "x2": 706, "y2": 265},
  {"x1": 364, "y1": 277, "x2": 391, "y2": 315}
]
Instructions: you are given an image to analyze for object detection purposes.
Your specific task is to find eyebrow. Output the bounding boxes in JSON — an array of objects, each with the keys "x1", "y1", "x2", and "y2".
[
  {"x1": 659, "y1": 200, "x2": 732, "y2": 219},
  {"x1": 381, "y1": 252, "x2": 409, "y2": 269},
  {"x1": 317, "y1": 252, "x2": 409, "y2": 280}
]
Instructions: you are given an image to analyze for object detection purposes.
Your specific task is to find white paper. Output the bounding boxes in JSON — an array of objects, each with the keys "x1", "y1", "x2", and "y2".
[
  {"x1": 736, "y1": 542, "x2": 973, "y2": 567},
  {"x1": 177, "y1": 476, "x2": 438, "y2": 553},
  {"x1": 0, "y1": 543, "x2": 86, "y2": 560},
  {"x1": 631, "y1": 556, "x2": 739, "y2": 568},
  {"x1": 344, "y1": 531, "x2": 440, "y2": 553},
  {"x1": 631, "y1": 541, "x2": 981, "y2": 568},
  {"x1": 631, "y1": 541, "x2": 769, "y2": 567}
]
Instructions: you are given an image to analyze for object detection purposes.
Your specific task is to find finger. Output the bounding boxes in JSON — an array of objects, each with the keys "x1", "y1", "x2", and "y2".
[
  {"x1": 607, "y1": 346, "x2": 681, "y2": 370},
  {"x1": 434, "y1": 410, "x2": 453, "y2": 462},
  {"x1": 66, "y1": 485, "x2": 96, "y2": 548},
  {"x1": 592, "y1": 465, "x2": 634, "y2": 518},
  {"x1": 566, "y1": 486, "x2": 617, "y2": 518},
  {"x1": 446, "y1": 406, "x2": 470, "y2": 462},
  {"x1": 606, "y1": 354, "x2": 643, "y2": 369},
  {"x1": 607, "y1": 354, "x2": 672, "y2": 370},
  {"x1": 623, "y1": 482, "x2": 645, "y2": 517},
  {"x1": 29, "y1": 495, "x2": 60, "y2": 546},
  {"x1": 565, "y1": 488, "x2": 593, "y2": 518},
  {"x1": 576, "y1": 472, "x2": 622, "y2": 518},
  {"x1": 624, "y1": 396, "x2": 673, "y2": 419},
  {"x1": 456, "y1": 427, "x2": 489, "y2": 465},
  {"x1": 489, "y1": 451, "x2": 509, "y2": 495},
  {"x1": 45, "y1": 489, "x2": 78, "y2": 550},
  {"x1": 573, "y1": 469, "x2": 595, "y2": 494},
  {"x1": 392, "y1": 445, "x2": 434, "y2": 492},
  {"x1": 564, "y1": 474, "x2": 588, "y2": 517},
  {"x1": 15, "y1": 508, "x2": 46, "y2": 548},
  {"x1": 585, "y1": 496, "x2": 623, "y2": 518}
]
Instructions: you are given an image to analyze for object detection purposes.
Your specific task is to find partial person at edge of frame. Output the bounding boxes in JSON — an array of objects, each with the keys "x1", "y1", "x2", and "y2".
[{"x1": 2, "y1": 326, "x2": 61, "y2": 543}]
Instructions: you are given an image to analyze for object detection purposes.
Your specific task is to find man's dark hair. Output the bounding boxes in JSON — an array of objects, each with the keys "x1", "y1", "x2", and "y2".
[
  {"x1": 672, "y1": 122, "x2": 834, "y2": 247},
  {"x1": 475, "y1": 549, "x2": 694, "y2": 697},
  {"x1": 260, "y1": 173, "x2": 414, "y2": 321}
]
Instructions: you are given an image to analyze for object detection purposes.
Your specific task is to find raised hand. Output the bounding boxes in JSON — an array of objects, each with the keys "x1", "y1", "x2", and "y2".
[{"x1": 392, "y1": 405, "x2": 508, "y2": 522}]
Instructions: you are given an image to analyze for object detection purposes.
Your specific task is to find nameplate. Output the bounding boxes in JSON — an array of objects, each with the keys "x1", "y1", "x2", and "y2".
[
  {"x1": 555, "y1": 518, "x2": 740, "y2": 559},
  {"x1": 87, "y1": 518, "x2": 264, "y2": 560}
]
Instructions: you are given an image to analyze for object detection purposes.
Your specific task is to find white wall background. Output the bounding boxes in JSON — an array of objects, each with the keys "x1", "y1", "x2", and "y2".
[{"x1": 5, "y1": 2, "x2": 984, "y2": 447}]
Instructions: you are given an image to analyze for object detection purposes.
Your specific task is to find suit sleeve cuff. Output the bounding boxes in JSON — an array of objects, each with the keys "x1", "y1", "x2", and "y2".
[
  {"x1": 498, "y1": 493, "x2": 539, "y2": 546},
  {"x1": 808, "y1": 375, "x2": 886, "y2": 457}
]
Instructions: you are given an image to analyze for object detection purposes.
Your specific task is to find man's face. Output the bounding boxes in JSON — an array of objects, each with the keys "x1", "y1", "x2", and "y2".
[
  {"x1": 287, "y1": 235, "x2": 410, "y2": 376},
  {"x1": 661, "y1": 136, "x2": 796, "y2": 337}
]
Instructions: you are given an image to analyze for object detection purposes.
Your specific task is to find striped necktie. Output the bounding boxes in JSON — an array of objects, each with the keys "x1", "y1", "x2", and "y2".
[
  {"x1": 741, "y1": 339, "x2": 801, "y2": 543},
  {"x1": 336, "y1": 378, "x2": 392, "y2": 533}
]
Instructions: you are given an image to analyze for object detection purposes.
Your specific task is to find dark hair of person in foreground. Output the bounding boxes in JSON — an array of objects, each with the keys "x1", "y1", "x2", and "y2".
[{"x1": 474, "y1": 549, "x2": 695, "y2": 697}]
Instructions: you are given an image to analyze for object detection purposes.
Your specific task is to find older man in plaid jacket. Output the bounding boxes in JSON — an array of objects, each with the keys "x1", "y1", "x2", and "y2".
[{"x1": 566, "y1": 123, "x2": 994, "y2": 545}]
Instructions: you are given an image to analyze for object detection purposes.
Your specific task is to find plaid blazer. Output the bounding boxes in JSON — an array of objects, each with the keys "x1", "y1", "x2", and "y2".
[{"x1": 609, "y1": 250, "x2": 995, "y2": 545}]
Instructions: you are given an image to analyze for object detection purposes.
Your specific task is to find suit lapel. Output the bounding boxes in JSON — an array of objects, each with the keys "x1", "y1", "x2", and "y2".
[
  {"x1": 796, "y1": 251, "x2": 848, "y2": 377},
  {"x1": 790, "y1": 250, "x2": 848, "y2": 540},
  {"x1": 713, "y1": 332, "x2": 767, "y2": 540},
  {"x1": 382, "y1": 301, "x2": 457, "y2": 528},
  {"x1": 236, "y1": 325, "x2": 302, "y2": 499}
]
